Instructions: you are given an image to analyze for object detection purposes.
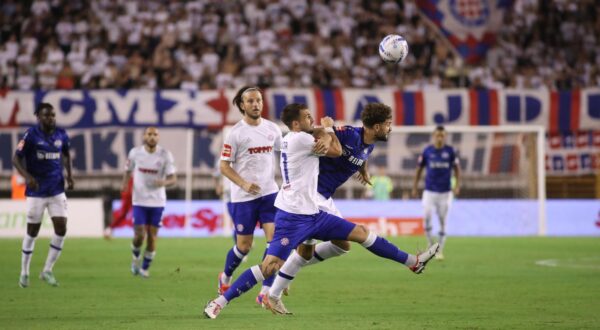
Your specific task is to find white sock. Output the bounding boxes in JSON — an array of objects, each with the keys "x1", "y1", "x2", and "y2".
[
  {"x1": 220, "y1": 272, "x2": 232, "y2": 285},
  {"x1": 305, "y1": 241, "x2": 348, "y2": 266},
  {"x1": 21, "y1": 235, "x2": 36, "y2": 276},
  {"x1": 43, "y1": 235, "x2": 65, "y2": 272},
  {"x1": 270, "y1": 251, "x2": 309, "y2": 299},
  {"x1": 215, "y1": 295, "x2": 228, "y2": 307},
  {"x1": 405, "y1": 254, "x2": 417, "y2": 267},
  {"x1": 260, "y1": 286, "x2": 270, "y2": 295}
]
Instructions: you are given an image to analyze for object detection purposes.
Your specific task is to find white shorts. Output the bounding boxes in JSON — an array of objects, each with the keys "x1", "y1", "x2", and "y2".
[
  {"x1": 422, "y1": 190, "x2": 453, "y2": 214},
  {"x1": 303, "y1": 194, "x2": 343, "y2": 245},
  {"x1": 26, "y1": 193, "x2": 68, "y2": 224}
]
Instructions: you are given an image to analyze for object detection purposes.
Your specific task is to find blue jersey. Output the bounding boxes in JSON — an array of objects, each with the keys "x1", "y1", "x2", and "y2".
[
  {"x1": 418, "y1": 145, "x2": 458, "y2": 193},
  {"x1": 15, "y1": 125, "x2": 70, "y2": 197},
  {"x1": 317, "y1": 126, "x2": 374, "y2": 199}
]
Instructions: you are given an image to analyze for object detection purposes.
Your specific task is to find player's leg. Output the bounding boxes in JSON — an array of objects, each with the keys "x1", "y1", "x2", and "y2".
[
  {"x1": 139, "y1": 206, "x2": 163, "y2": 278},
  {"x1": 422, "y1": 190, "x2": 435, "y2": 246},
  {"x1": 205, "y1": 210, "x2": 310, "y2": 318},
  {"x1": 315, "y1": 212, "x2": 439, "y2": 274},
  {"x1": 269, "y1": 197, "x2": 350, "y2": 299},
  {"x1": 435, "y1": 192, "x2": 452, "y2": 259},
  {"x1": 41, "y1": 193, "x2": 68, "y2": 286},
  {"x1": 256, "y1": 193, "x2": 277, "y2": 304},
  {"x1": 204, "y1": 210, "x2": 314, "y2": 319},
  {"x1": 257, "y1": 221, "x2": 275, "y2": 304},
  {"x1": 105, "y1": 191, "x2": 133, "y2": 238},
  {"x1": 20, "y1": 197, "x2": 45, "y2": 288},
  {"x1": 131, "y1": 206, "x2": 147, "y2": 275},
  {"x1": 218, "y1": 200, "x2": 255, "y2": 294}
]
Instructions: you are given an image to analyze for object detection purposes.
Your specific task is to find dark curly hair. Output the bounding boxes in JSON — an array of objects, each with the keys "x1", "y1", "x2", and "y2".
[
  {"x1": 34, "y1": 103, "x2": 53, "y2": 116},
  {"x1": 232, "y1": 86, "x2": 262, "y2": 115},
  {"x1": 361, "y1": 103, "x2": 392, "y2": 128}
]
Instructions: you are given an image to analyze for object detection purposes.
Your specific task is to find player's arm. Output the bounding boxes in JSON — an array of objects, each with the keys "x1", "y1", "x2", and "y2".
[
  {"x1": 312, "y1": 117, "x2": 342, "y2": 157},
  {"x1": 12, "y1": 153, "x2": 38, "y2": 191},
  {"x1": 155, "y1": 151, "x2": 177, "y2": 188},
  {"x1": 61, "y1": 138, "x2": 74, "y2": 190},
  {"x1": 220, "y1": 160, "x2": 261, "y2": 195},
  {"x1": 156, "y1": 174, "x2": 177, "y2": 188},
  {"x1": 452, "y1": 160, "x2": 461, "y2": 196},
  {"x1": 411, "y1": 153, "x2": 426, "y2": 198},
  {"x1": 356, "y1": 159, "x2": 372, "y2": 186},
  {"x1": 121, "y1": 171, "x2": 132, "y2": 193},
  {"x1": 12, "y1": 133, "x2": 38, "y2": 191}
]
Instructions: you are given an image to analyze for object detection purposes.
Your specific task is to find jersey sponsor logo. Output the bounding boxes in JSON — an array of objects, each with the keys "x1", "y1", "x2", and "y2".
[
  {"x1": 54, "y1": 140, "x2": 63, "y2": 148},
  {"x1": 248, "y1": 146, "x2": 273, "y2": 154},
  {"x1": 138, "y1": 167, "x2": 159, "y2": 174},
  {"x1": 17, "y1": 139, "x2": 25, "y2": 151},
  {"x1": 430, "y1": 161, "x2": 450, "y2": 168},
  {"x1": 36, "y1": 151, "x2": 61, "y2": 160},
  {"x1": 222, "y1": 144, "x2": 232, "y2": 157},
  {"x1": 348, "y1": 155, "x2": 365, "y2": 167}
]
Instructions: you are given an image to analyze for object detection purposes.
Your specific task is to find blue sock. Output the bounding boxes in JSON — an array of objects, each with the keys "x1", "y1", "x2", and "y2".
[
  {"x1": 366, "y1": 237, "x2": 409, "y2": 264},
  {"x1": 224, "y1": 265, "x2": 264, "y2": 302},
  {"x1": 224, "y1": 246, "x2": 247, "y2": 277},
  {"x1": 142, "y1": 251, "x2": 155, "y2": 270}
]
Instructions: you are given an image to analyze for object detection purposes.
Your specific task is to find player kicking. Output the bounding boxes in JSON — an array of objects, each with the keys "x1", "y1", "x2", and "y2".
[
  {"x1": 13, "y1": 103, "x2": 74, "y2": 288},
  {"x1": 204, "y1": 103, "x2": 439, "y2": 319},
  {"x1": 124, "y1": 127, "x2": 176, "y2": 278},
  {"x1": 411, "y1": 126, "x2": 460, "y2": 260},
  {"x1": 217, "y1": 86, "x2": 282, "y2": 304},
  {"x1": 268, "y1": 102, "x2": 393, "y2": 302}
]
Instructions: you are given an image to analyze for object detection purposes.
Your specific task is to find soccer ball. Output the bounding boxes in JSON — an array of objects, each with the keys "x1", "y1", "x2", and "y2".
[{"x1": 378, "y1": 34, "x2": 409, "y2": 64}]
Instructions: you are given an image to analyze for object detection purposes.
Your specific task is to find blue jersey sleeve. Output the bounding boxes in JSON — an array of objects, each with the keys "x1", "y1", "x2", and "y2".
[
  {"x1": 15, "y1": 129, "x2": 33, "y2": 158},
  {"x1": 334, "y1": 125, "x2": 357, "y2": 145}
]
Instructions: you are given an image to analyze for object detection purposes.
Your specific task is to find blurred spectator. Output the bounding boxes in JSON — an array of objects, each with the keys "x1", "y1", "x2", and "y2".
[
  {"x1": 0, "y1": 0, "x2": 598, "y2": 90},
  {"x1": 364, "y1": 165, "x2": 394, "y2": 201}
]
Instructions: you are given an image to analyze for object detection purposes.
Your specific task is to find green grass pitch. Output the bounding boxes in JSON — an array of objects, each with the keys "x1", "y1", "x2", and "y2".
[{"x1": 1, "y1": 237, "x2": 599, "y2": 329}]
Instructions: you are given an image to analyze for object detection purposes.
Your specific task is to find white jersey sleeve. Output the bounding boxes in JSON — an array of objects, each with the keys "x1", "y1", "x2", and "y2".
[{"x1": 274, "y1": 131, "x2": 320, "y2": 215}]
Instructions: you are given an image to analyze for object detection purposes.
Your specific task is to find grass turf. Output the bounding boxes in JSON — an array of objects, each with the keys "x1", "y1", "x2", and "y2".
[{"x1": 1, "y1": 237, "x2": 599, "y2": 329}]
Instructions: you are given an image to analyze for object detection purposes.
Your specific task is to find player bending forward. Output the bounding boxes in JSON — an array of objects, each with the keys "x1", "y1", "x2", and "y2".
[
  {"x1": 204, "y1": 103, "x2": 439, "y2": 318},
  {"x1": 268, "y1": 102, "x2": 394, "y2": 305}
]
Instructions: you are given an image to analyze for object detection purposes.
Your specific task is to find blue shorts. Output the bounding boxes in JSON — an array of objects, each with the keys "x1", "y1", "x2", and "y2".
[
  {"x1": 267, "y1": 209, "x2": 356, "y2": 260},
  {"x1": 133, "y1": 205, "x2": 164, "y2": 227},
  {"x1": 229, "y1": 193, "x2": 277, "y2": 235}
]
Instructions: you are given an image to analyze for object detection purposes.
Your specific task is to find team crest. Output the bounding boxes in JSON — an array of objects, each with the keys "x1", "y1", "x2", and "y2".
[
  {"x1": 442, "y1": 152, "x2": 449, "y2": 159},
  {"x1": 268, "y1": 134, "x2": 274, "y2": 141},
  {"x1": 363, "y1": 148, "x2": 369, "y2": 154},
  {"x1": 280, "y1": 237, "x2": 289, "y2": 246},
  {"x1": 54, "y1": 140, "x2": 62, "y2": 148},
  {"x1": 236, "y1": 224, "x2": 244, "y2": 232}
]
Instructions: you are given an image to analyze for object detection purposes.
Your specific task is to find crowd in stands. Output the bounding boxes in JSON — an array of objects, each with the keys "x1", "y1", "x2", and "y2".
[{"x1": 0, "y1": 0, "x2": 598, "y2": 90}]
